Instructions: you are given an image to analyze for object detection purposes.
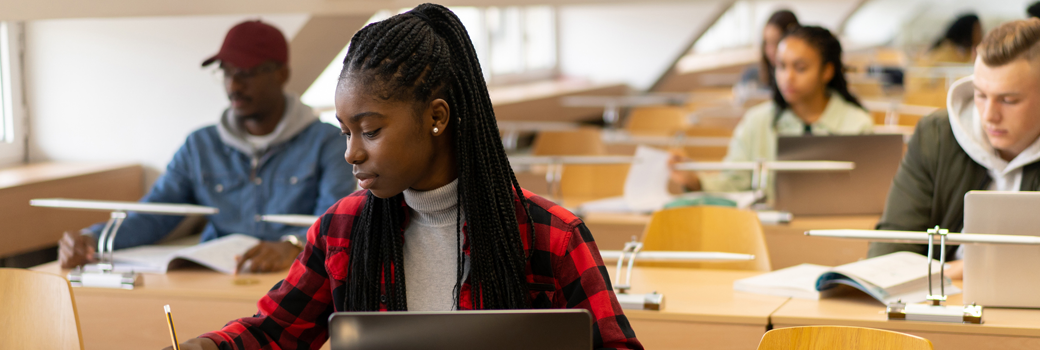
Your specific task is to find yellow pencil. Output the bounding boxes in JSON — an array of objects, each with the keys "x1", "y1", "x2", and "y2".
[{"x1": 164, "y1": 304, "x2": 181, "y2": 350}]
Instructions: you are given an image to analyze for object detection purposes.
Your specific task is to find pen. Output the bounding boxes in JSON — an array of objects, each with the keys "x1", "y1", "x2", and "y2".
[{"x1": 164, "y1": 304, "x2": 181, "y2": 350}]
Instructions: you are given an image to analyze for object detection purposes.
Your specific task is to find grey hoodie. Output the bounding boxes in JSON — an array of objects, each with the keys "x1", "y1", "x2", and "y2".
[
  {"x1": 217, "y1": 92, "x2": 319, "y2": 156},
  {"x1": 947, "y1": 76, "x2": 1040, "y2": 191}
]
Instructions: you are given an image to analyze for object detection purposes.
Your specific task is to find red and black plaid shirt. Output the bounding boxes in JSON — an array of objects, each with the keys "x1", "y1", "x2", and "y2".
[{"x1": 202, "y1": 189, "x2": 643, "y2": 350}]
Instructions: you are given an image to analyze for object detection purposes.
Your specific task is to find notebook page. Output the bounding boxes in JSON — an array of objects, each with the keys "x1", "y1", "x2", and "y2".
[
  {"x1": 172, "y1": 234, "x2": 260, "y2": 274},
  {"x1": 831, "y1": 252, "x2": 942, "y2": 290},
  {"x1": 106, "y1": 245, "x2": 188, "y2": 273},
  {"x1": 734, "y1": 263, "x2": 831, "y2": 299}
]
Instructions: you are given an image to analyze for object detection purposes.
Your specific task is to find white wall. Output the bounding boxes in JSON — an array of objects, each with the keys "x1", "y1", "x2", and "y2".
[
  {"x1": 557, "y1": 1, "x2": 729, "y2": 90},
  {"x1": 25, "y1": 14, "x2": 308, "y2": 185}
]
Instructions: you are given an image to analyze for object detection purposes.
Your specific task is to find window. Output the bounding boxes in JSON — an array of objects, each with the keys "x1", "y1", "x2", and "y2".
[
  {"x1": 302, "y1": 6, "x2": 558, "y2": 125},
  {"x1": 0, "y1": 22, "x2": 14, "y2": 143},
  {"x1": 475, "y1": 6, "x2": 558, "y2": 85},
  {"x1": 0, "y1": 21, "x2": 25, "y2": 167},
  {"x1": 692, "y1": 1, "x2": 758, "y2": 54}
]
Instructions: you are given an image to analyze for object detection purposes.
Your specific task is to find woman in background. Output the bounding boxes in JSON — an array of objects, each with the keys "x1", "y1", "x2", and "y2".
[
  {"x1": 739, "y1": 10, "x2": 801, "y2": 91},
  {"x1": 672, "y1": 26, "x2": 873, "y2": 194},
  {"x1": 923, "y1": 13, "x2": 982, "y2": 65}
]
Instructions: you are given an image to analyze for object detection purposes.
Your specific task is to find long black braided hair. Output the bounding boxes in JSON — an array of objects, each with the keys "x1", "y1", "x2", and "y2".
[
  {"x1": 770, "y1": 26, "x2": 864, "y2": 127},
  {"x1": 337, "y1": 3, "x2": 535, "y2": 311}
]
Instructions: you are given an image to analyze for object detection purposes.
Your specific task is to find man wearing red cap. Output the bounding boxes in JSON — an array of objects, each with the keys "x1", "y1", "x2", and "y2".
[{"x1": 57, "y1": 20, "x2": 355, "y2": 273}]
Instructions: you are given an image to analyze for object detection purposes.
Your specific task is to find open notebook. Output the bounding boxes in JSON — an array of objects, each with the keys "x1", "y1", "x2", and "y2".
[
  {"x1": 733, "y1": 252, "x2": 960, "y2": 304},
  {"x1": 87, "y1": 234, "x2": 260, "y2": 274}
]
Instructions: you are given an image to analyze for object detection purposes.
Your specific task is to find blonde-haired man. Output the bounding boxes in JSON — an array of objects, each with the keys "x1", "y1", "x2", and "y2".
[{"x1": 869, "y1": 19, "x2": 1040, "y2": 277}]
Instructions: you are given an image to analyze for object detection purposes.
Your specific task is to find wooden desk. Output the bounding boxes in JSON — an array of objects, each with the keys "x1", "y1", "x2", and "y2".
[
  {"x1": 32, "y1": 262, "x2": 293, "y2": 350},
  {"x1": 761, "y1": 215, "x2": 878, "y2": 270},
  {"x1": 608, "y1": 267, "x2": 788, "y2": 349},
  {"x1": 771, "y1": 283, "x2": 1040, "y2": 349},
  {"x1": 0, "y1": 162, "x2": 143, "y2": 258}
]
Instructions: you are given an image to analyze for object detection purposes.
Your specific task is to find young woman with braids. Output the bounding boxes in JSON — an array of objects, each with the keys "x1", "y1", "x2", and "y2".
[
  {"x1": 670, "y1": 26, "x2": 873, "y2": 194},
  {"x1": 165, "y1": 4, "x2": 641, "y2": 350}
]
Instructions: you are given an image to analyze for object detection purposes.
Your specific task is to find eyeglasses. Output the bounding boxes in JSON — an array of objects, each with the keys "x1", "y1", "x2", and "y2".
[{"x1": 218, "y1": 62, "x2": 281, "y2": 81}]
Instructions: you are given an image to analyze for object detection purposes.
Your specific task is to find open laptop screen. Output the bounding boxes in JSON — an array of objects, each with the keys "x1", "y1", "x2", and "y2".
[
  {"x1": 328, "y1": 309, "x2": 593, "y2": 350},
  {"x1": 774, "y1": 134, "x2": 903, "y2": 215}
]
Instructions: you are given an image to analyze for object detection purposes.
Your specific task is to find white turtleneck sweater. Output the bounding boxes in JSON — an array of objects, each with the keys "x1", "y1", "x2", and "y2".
[{"x1": 401, "y1": 179, "x2": 469, "y2": 311}]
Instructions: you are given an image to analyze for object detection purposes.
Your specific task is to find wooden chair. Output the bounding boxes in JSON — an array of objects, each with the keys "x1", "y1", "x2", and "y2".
[
  {"x1": 0, "y1": 268, "x2": 84, "y2": 350},
  {"x1": 625, "y1": 106, "x2": 689, "y2": 136},
  {"x1": 531, "y1": 127, "x2": 606, "y2": 156},
  {"x1": 558, "y1": 163, "x2": 629, "y2": 204},
  {"x1": 682, "y1": 126, "x2": 732, "y2": 162},
  {"x1": 640, "y1": 206, "x2": 771, "y2": 271},
  {"x1": 757, "y1": 326, "x2": 933, "y2": 350},
  {"x1": 528, "y1": 128, "x2": 626, "y2": 202}
]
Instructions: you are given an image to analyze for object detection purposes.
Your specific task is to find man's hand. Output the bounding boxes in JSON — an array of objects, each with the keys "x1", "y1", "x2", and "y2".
[
  {"x1": 235, "y1": 240, "x2": 302, "y2": 274},
  {"x1": 668, "y1": 150, "x2": 701, "y2": 192},
  {"x1": 59, "y1": 230, "x2": 98, "y2": 268},
  {"x1": 162, "y1": 337, "x2": 218, "y2": 350}
]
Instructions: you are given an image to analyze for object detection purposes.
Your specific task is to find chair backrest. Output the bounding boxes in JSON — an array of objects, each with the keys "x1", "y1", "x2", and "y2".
[
  {"x1": 532, "y1": 128, "x2": 606, "y2": 156},
  {"x1": 528, "y1": 128, "x2": 624, "y2": 202},
  {"x1": 0, "y1": 268, "x2": 84, "y2": 350},
  {"x1": 625, "y1": 106, "x2": 688, "y2": 136},
  {"x1": 640, "y1": 206, "x2": 771, "y2": 271},
  {"x1": 559, "y1": 163, "x2": 629, "y2": 202},
  {"x1": 757, "y1": 326, "x2": 933, "y2": 350},
  {"x1": 682, "y1": 126, "x2": 732, "y2": 162}
]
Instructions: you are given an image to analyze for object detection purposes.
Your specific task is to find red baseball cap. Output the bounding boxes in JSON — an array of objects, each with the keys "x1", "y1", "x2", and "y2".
[{"x1": 202, "y1": 20, "x2": 288, "y2": 69}]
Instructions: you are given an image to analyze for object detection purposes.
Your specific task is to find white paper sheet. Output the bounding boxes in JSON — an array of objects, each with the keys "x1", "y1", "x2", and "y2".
[{"x1": 623, "y1": 146, "x2": 674, "y2": 212}]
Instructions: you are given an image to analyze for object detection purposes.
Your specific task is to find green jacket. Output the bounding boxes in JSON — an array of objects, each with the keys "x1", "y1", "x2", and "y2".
[{"x1": 868, "y1": 111, "x2": 1040, "y2": 257}]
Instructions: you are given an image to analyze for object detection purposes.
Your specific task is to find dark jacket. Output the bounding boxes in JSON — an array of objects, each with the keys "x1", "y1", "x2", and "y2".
[{"x1": 868, "y1": 111, "x2": 1040, "y2": 258}]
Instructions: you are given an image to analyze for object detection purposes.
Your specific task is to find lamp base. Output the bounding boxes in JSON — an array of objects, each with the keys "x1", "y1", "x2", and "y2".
[
  {"x1": 887, "y1": 301, "x2": 983, "y2": 324},
  {"x1": 616, "y1": 292, "x2": 663, "y2": 311},
  {"x1": 68, "y1": 267, "x2": 141, "y2": 290}
]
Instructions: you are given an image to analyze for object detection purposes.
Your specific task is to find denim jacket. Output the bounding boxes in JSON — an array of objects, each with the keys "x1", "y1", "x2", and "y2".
[{"x1": 89, "y1": 94, "x2": 354, "y2": 249}]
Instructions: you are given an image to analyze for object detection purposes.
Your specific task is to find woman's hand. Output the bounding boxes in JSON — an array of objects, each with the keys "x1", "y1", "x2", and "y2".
[
  {"x1": 668, "y1": 150, "x2": 701, "y2": 192},
  {"x1": 58, "y1": 230, "x2": 98, "y2": 268},
  {"x1": 161, "y1": 337, "x2": 218, "y2": 350}
]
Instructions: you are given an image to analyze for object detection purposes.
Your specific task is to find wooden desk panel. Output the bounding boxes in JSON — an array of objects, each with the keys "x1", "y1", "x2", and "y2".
[
  {"x1": 0, "y1": 163, "x2": 143, "y2": 257},
  {"x1": 33, "y1": 262, "x2": 290, "y2": 350},
  {"x1": 582, "y1": 212, "x2": 649, "y2": 251},
  {"x1": 608, "y1": 267, "x2": 788, "y2": 349},
  {"x1": 771, "y1": 285, "x2": 1040, "y2": 350}
]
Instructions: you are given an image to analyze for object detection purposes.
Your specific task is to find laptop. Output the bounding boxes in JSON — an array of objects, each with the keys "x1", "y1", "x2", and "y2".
[
  {"x1": 773, "y1": 134, "x2": 904, "y2": 215},
  {"x1": 328, "y1": 309, "x2": 593, "y2": 350},
  {"x1": 962, "y1": 191, "x2": 1040, "y2": 308}
]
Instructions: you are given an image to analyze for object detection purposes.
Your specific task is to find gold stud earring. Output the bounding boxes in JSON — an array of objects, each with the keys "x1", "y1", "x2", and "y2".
[{"x1": 433, "y1": 127, "x2": 439, "y2": 134}]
